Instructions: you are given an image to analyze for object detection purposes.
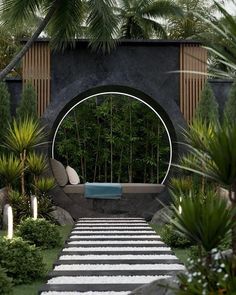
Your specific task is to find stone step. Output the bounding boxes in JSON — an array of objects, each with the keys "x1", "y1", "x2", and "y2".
[
  {"x1": 68, "y1": 237, "x2": 162, "y2": 241},
  {"x1": 65, "y1": 243, "x2": 165, "y2": 248},
  {"x1": 39, "y1": 283, "x2": 142, "y2": 293},
  {"x1": 48, "y1": 269, "x2": 181, "y2": 277},
  {"x1": 60, "y1": 250, "x2": 173, "y2": 255},
  {"x1": 54, "y1": 258, "x2": 181, "y2": 265},
  {"x1": 73, "y1": 228, "x2": 153, "y2": 231}
]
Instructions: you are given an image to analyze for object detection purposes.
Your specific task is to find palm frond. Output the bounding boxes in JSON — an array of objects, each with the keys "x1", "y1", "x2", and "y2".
[{"x1": 87, "y1": 0, "x2": 119, "y2": 53}]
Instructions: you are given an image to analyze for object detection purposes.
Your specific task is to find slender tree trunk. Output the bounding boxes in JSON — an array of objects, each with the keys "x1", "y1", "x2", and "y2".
[
  {"x1": 20, "y1": 149, "x2": 26, "y2": 195},
  {"x1": 156, "y1": 124, "x2": 160, "y2": 184},
  {"x1": 74, "y1": 111, "x2": 84, "y2": 178},
  {"x1": 0, "y1": 1, "x2": 59, "y2": 80},
  {"x1": 129, "y1": 102, "x2": 132, "y2": 183},
  {"x1": 118, "y1": 146, "x2": 123, "y2": 183},
  {"x1": 93, "y1": 125, "x2": 101, "y2": 182},
  {"x1": 110, "y1": 97, "x2": 113, "y2": 183}
]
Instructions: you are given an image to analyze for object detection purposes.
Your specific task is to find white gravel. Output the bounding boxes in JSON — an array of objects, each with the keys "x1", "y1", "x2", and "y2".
[
  {"x1": 63, "y1": 247, "x2": 171, "y2": 252},
  {"x1": 68, "y1": 240, "x2": 164, "y2": 245},
  {"x1": 59, "y1": 254, "x2": 178, "y2": 260},
  {"x1": 42, "y1": 292, "x2": 129, "y2": 295},
  {"x1": 70, "y1": 235, "x2": 160, "y2": 239},
  {"x1": 47, "y1": 275, "x2": 170, "y2": 284},
  {"x1": 54, "y1": 264, "x2": 185, "y2": 271},
  {"x1": 71, "y1": 231, "x2": 156, "y2": 234}
]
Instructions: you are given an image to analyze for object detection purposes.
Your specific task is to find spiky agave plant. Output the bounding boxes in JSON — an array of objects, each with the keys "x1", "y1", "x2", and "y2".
[
  {"x1": 174, "y1": 121, "x2": 236, "y2": 255},
  {"x1": 0, "y1": 154, "x2": 23, "y2": 200},
  {"x1": 3, "y1": 117, "x2": 46, "y2": 195},
  {"x1": 33, "y1": 177, "x2": 56, "y2": 196},
  {"x1": 27, "y1": 152, "x2": 48, "y2": 182}
]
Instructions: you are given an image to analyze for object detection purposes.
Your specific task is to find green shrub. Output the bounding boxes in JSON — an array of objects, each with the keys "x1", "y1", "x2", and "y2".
[
  {"x1": 0, "y1": 267, "x2": 13, "y2": 295},
  {"x1": 8, "y1": 191, "x2": 30, "y2": 224},
  {"x1": 16, "y1": 218, "x2": 62, "y2": 249},
  {"x1": 0, "y1": 237, "x2": 45, "y2": 284},
  {"x1": 160, "y1": 222, "x2": 192, "y2": 248}
]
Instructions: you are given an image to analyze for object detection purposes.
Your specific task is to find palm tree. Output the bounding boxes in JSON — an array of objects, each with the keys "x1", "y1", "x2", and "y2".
[
  {"x1": 198, "y1": 1, "x2": 236, "y2": 78},
  {"x1": 166, "y1": 0, "x2": 216, "y2": 39},
  {"x1": 0, "y1": 0, "x2": 119, "y2": 80},
  {"x1": 3, "y1": 117, "x2": 46, "y2": 195},
  {"x1": 116, "y1": 0, "x2": 183, "y2": 39}
]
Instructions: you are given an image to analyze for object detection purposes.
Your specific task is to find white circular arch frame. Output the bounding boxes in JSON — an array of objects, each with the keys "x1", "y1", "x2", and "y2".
[{"x1": 52, "y1": 92, "x2": 173, "y2": 184}]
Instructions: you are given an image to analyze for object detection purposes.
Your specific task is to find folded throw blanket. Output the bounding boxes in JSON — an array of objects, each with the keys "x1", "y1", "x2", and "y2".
[{"x1": 85, "y1": 183, "x2": 122, "y2": 199}]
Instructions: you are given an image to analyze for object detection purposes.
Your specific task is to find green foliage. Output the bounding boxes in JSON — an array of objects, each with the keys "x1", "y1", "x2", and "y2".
[
  {"x1": 0, "y1": 267, "x2": 13, "y2": 295},
  {"x1": 160, "y1": 222, "x2": 192, "y2": 248},
  {"x1": 0, "y1": 82, "x2": 11, "y2": 141},
  {"x1": 117, "y1": 0, "x2": 182, "y2": 39},
  {"x1": 224, "y1": 80, "x2": 236, "y2": 125},
  {"x1": 16, "y1": 218, "x2": 62, "y2": 249},
  {"x1": 16, "y1": 84, "x2": 37, "y2": 120},
  {"x1": 171, "y1": 190, "x2": 234, "y2": 253},
  {"x1": 0, "y1": 155, "x2": 22, "y2": 188},
  {"x1": 195, "y1": 82, "x2": 219, "y2": 124},
  {"x1": 170, "y1": 176, "x2": 193, "y2": 195},
  {"x1": 55, "y1": 95, "x2": 170, "y2": 183},
  {"x1": 4, "y1": 117, "x2": 45, "y2": 154},
  {"x1": 37, "y1": 196, "x2": 55, "y2": 222},
  {"x1": 8, "y1": 191, "x2": 30, "y2": 224},
  {"x1": 0, "y1": 237, "x2": 45, "y2": 284},
  {"x1": 33, "y1": 177, "x2": 55, "y2": 194},
  {"x1": 27, "y1": 152, "x2": 47, "y2": 177},
  {"x1": 167, "y1": 0, "x2": 215, "y2": 39},
  {"x1": 177, "y1": 251, "x2": 236, "y2": 294}
]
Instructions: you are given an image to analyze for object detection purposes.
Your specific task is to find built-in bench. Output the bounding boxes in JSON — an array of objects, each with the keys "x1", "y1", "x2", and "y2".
[
  {"x1": 50, "y1": 158, "x2": 166, "y2": 219},
  {"x1": 63, "y1": 183, "x2": 165, "y2": 195}
]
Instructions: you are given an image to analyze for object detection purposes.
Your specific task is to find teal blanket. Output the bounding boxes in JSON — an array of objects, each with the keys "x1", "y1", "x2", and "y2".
[{"x1": 85, "y1": 183, "x2": 122, "y2": 199}]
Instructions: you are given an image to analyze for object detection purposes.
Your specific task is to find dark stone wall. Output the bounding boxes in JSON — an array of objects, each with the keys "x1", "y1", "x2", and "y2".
[
  {"x1": 209, "y1": 79, "x2": 233, "y2": 116},
  {"x1": 5, "y1": 78, "x2": 22, "y2": 116}
]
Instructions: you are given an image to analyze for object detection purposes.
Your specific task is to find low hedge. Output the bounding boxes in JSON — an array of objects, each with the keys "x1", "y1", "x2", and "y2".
[{"x1": 16, "y1": 218, "x2": 62, "y2": 249}]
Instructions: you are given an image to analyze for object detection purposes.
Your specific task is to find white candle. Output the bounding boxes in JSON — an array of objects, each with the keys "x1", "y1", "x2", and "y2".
[
  {"x1": 31, "y1": 196, "x2": 38, "y2": 220},
  {"x1": 7, "y1": 205, "x2": 13, "y2": 239}
]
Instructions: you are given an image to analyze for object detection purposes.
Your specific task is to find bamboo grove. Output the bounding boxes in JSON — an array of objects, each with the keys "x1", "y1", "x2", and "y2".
[{"x1": 54, "y1": 94, "x2": 170, "y2": 183}]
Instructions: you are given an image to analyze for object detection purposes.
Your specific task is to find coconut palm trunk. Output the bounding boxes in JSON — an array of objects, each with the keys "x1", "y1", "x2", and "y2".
[{"x1": 0, "y1": 2, "x2": 58, "y2": 81}]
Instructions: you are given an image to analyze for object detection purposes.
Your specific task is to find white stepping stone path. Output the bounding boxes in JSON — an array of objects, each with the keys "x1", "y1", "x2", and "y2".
[{"x1": 39, "y1": 218, "x2": 184, "y2": 295}]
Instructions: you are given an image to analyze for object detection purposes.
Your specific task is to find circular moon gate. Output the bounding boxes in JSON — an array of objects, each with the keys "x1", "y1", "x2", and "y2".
[{"x1": 51, "y1": 91, "x2": 173, "y2": 184}]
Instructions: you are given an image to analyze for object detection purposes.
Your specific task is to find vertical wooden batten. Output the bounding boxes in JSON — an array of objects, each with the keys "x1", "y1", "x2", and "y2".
[
  {"x1": 180, "y1": 44, "x2": 207, "y2": 123},
  {"x1": 22, "y1": 41, "x2": 51, "y2": 117}
]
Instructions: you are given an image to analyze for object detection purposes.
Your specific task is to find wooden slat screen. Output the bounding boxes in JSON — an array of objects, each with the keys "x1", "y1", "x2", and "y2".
[
  {"x1": 180, "y1": 44, "x2": 207, "y2": 123},
  {"x1": 22, "y1": 42, "x2": 51, "y2": 117}
]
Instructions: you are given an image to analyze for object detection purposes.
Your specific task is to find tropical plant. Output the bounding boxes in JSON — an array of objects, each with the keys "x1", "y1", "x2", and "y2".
[
  {"x1": 176, "y1": 120, "x2": 236, "y2": 254},
  {"x1": 171, "y1": 190, "x2": 234, "y2": 254},
  {"x1": 195, "y1": 82, "x2": 219, "y2": 123},
  {"x1": 8, "y1": 190, "x2": 31, "y2": 224},
  {"x1": 0, "y1": 0, "x2": 119, "y2": 80},
  {"x1": 33, "y1": 177, "x2": 56, "y2": 195},
  {"x1": 116, "y1": 0, "x2": 183, "y2": 39},
  {"x1": 3, "y1": 117, "x2": 45, "y2": 194},
  {"x1": 198, "y1": 1, "x2": 236, "y2": 78},
  {"x1": 0, "y1": 81, "x2": 11, "y2": 141},
  {"x1": 166, "y1": 0, "x2": 216, "y2": 39},
  {"x1": 27, "y1": 152, "x2": 47, "y2": 181},
  {"x1": 170, "y1": 176, "x2": 193, "y2": 195},
  {"x1": 16, "y1": 83, "x2": 37, "y2": 120},
  {"x1": 0, "y1": 155, "x2": 22, "y2": 197},
  {"x1": 224, "y1": 79, "x2": 236, "y2": 125}
]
